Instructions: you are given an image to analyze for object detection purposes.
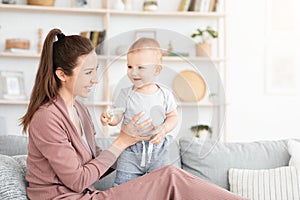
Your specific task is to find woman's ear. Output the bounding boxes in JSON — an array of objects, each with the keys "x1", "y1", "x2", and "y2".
[{"x1": 55, "y1": 68, "x2": 66, "y2": 82}]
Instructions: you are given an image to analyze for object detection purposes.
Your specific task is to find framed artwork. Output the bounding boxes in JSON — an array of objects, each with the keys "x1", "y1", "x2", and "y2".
[
  {"x1": 0, "y1": 71, "x2": 26, "y2": 100},
  {"x1": 134, "y1": 30, "x2": 157, "y2": 41},
  {"x1": 264, "y1": 0, "x2": 300, "y2": 95},
  {"x1": 264, "y1": 45, "x2": 299, "y2": 95}
]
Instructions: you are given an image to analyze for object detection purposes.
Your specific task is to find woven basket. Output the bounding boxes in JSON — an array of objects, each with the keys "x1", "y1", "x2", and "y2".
[{"x1": 28, "y1": 0, "x2": 55, "y2": 6}]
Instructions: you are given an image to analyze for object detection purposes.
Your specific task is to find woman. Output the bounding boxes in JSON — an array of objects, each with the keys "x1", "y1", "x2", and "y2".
[{"x1": 20, "y1": 28, "x2": 247, "y2": 200}]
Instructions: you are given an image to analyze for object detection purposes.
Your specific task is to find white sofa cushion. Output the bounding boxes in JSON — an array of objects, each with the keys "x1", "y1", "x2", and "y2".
[{"x1": 228, "y1": 166, "x2": 300, "y2": 200}]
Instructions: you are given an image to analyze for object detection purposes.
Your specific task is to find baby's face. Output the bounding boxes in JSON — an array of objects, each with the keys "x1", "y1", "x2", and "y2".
[{"x1": 127, "y1": 50, "x2": 161, "y2": 89}]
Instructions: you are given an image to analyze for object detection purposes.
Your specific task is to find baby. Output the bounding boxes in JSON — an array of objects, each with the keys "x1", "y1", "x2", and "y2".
[{"x1": 101, "y1": 37, "x2": 178, "y2": 185}]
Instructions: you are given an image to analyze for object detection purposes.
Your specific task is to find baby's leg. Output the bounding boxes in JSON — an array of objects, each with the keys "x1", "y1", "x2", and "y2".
[
  {"x1": 113, "y1": 144, "x2": 145, "y2": 185},
  {"x1": 148, "y1": 137, "x2": 169, "y2": 172}
]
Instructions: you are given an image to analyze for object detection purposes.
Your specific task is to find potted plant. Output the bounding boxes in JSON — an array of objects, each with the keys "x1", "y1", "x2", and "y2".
[
  {"x1": 191, "y1": 26, "x2": 218, "y2": 57},
  {"x1": 190, "y1": 124, "x2": 212, "y2": 139}
]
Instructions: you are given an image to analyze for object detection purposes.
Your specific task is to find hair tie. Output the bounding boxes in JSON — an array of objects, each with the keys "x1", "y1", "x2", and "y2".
[{"x1": 57, "y1": 33, "x2": 65, "y2": 41}]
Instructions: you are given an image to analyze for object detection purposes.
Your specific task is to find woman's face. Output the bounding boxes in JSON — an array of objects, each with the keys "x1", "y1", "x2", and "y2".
[
  {"x1": 127, "y1": 50, "x2": 161, "y2": 89},
  {"x1": 68, "y1": 51, "x2": 99, "y2": 98}
]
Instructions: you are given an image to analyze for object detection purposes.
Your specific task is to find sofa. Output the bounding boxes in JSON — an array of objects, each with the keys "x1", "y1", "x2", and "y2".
[{"x1": 0, "y1": 135, "x2": 299, "y2": 200}]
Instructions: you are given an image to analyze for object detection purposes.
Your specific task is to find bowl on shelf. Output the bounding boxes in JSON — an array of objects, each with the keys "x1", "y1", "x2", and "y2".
[{"x1": 27, "y1": 0, "x2": 55, "y2": 6}]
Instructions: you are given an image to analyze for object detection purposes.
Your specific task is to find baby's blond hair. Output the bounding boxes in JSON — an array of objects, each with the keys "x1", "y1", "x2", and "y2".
[{"x1": 128, "y1": 37, "x2": 162, "y2": 61}]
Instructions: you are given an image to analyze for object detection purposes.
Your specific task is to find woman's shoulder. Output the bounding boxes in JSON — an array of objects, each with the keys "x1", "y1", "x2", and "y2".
[{"x1": 32, "y1": 97, "x2": 68, "y2": 122}]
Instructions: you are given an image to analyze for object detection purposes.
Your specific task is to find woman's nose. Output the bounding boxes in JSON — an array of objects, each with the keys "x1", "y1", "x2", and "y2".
[{"x1": 92, "y1": 72, "x2": 99, "y2": 84}]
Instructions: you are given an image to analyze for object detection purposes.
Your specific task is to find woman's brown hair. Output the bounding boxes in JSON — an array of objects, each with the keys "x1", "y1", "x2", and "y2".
[{"x1": 20, "y1": 28, "x2": 94, "y2": 133}]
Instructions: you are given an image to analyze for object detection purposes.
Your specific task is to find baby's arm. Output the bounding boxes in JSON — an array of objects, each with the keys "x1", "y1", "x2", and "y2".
[{"x1": 150, "y1": 109, "x2": 178, "y2": 145}]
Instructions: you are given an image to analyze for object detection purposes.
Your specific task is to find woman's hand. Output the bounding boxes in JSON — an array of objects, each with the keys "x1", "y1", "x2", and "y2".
[{"x1": 111, "y1": 112, "x2": 153, "y2": 152}]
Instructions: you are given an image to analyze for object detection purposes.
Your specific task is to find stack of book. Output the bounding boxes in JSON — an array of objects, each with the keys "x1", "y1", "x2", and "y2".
[
  {"x1": 80, "y1": 30, "x2": 106, "y2": 54},
  {"x1": 178, "y1": 0, "x2": 219, "y2": 12}
]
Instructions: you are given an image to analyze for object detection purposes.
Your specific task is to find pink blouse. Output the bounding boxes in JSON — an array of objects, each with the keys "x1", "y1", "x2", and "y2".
[{"x1": 26, "y1": 95, "x2": 116, "y2": 199}]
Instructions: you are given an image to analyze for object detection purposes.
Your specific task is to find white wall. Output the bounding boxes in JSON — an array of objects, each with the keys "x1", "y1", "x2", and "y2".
[{"x1": 226, "y1": 0, "x2": 300, "y2": 142}]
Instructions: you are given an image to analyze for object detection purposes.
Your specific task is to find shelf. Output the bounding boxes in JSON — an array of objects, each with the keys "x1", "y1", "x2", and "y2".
[
  {"x1": 0, "y1": 52, "x2": 225, "y2": 63},
  {"x1": 0, "y1": 52, "x2": 108, "y2": 60},
  {"x1": 0, "y1": 99, "x2": 112, "y2": 106},
  {"x1": 0, "y1": 100, "x2": 29, "y2": 105},
  {"x1": 0, "y1": 4, "x2": 107, "y2": 15},
  {"x1": 0, "y1": 52, "x2": 40, "y2": 59},
  {"x1": 108, "y1": 55, "x2": 226, "y2": 63},
  {"x1": 0, "y1": 99, "x2": 222, "y2": 107},
  {"x1": 0, "y1": 4, "x2": 225, "y2": 18},
  {"x1": 108, "y1": 10, "x2": 225, "y2": 18},
  {"x1": 178, "y1": 102, "x2": 215, "y2": 107}
]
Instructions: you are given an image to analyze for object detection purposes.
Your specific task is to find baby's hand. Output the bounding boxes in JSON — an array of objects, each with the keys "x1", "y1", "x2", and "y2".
[
  {"x1": 100, "y1": 112, "x2": 112, "y2": 126},
  {"x1": 150, "y1": 125, "x2": 166, "y2": 145}
]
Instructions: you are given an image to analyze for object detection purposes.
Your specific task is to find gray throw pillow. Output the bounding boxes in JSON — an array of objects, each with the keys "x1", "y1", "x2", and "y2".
[
  {"x1": 0, "y1": 154, "x2": 28, "y2": 200},
  {"x1": 0, "y1": 135, "x2": 28, "y2": 156},
  {"x1": 179, "y1": 137, "x2": 290, "y2": 190},
  {"x1": 12, "y1": 155, "x2": 28, "y2": 182}
]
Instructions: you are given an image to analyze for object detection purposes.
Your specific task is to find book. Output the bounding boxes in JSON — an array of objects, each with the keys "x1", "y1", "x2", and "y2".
[
  {"x1": 178, "y1": 0, "x2": 191, "y2": 11},
  {"x1": 188, "y1": 0, "x2": 196, "y2": 11},
  {"x1": 96, "y1": 30, "x2": 106, "y2": 55},
  {"x1": 193, "y1": 0, "x2": 202, "y2": 11},
  {"x1": 199, "y1": 0, "x2": 210, "y2": 12},
  {"x1": 80, "y1": 31, "x2": 90, "y2": 39},
  {"x1": 92, "y1": 31, "x2": 99, "y2": 47},
  {"x1": 80, "y1": 30, "x2": 106, "y2": 54},
  {"x1": 208, "y1": 0, "x2": 217, "y2": 12}
]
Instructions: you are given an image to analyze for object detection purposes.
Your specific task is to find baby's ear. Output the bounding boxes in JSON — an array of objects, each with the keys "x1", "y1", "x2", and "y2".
[{"x1": 155, "y1": 65, "x2": 162, "y2": 75}]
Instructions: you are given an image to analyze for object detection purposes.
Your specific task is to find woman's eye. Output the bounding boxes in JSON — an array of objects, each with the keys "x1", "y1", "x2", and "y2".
[{"x1": 85, "y1": 71, "x2": 92, "y2": 75}]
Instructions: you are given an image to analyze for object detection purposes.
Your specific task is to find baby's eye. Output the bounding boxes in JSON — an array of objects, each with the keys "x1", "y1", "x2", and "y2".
[
  {"x1": 127, "y1": 66, "x2": 132, "y2": 69},
  {"x1": 138, "y1": 66, "x2": 145, "y2": 69}
]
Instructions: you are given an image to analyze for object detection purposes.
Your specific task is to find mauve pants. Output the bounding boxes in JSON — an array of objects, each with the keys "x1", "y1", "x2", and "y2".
[{"x1": 89, "y1": 165, "x2": 249, "y2": 200}]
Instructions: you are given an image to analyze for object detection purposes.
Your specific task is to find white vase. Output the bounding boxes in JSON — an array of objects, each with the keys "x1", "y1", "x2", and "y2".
[
  {"x1": 113, "y1": 0, "x2": 124, "y2": 10},
  {"x1": 132, "y1": 0, "x2": 143, "y2": 11},
  {"x1": 123, "y1": 0, "x2": 133, "y2": 10}
]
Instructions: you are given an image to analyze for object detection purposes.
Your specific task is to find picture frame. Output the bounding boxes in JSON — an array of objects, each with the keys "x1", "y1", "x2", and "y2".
[
  {"x1": 264, "y1": 0, "x2": 300, "y2": 95},
  {"x1": 264, "y1": 45, "x2": 299, "y2": 95},
  {"x1": 0, "y1": 71, "x2": 26, "y2": 100},
  {"x1": 134, "y1": 30, "x2": 157, "y2": 41}
]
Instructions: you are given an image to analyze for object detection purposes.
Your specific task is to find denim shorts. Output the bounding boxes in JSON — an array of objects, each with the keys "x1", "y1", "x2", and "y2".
[{"x1": 114, "y1": 136, "x2": 170, "y2": 185}]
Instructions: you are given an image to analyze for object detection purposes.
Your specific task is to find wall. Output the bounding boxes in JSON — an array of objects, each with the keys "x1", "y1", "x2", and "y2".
[{"x1": 226, "y1": 0, "x2": 300, "y2": 142}]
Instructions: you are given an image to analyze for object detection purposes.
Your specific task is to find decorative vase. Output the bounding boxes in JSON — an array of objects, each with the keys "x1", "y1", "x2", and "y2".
[
  {"x1": 123, "y1": 0, "x2": 133, "y2": 10},
  {"x1": 193, "y1": 130, "x2": 211, "y2": 140},
  {"x1": 195, "y1": 43, "x2": 211, "y2": 57},
  {"x1": 143, "y1": 0, "x2": 158, "y2": 11},
  {"x1": 113, "y1": 0, "x2": 124, "y2": 10}
]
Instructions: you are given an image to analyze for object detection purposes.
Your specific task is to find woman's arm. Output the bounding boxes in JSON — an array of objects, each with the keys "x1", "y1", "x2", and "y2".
[{"x1": 30, "y1": 110, "x2": 151, "y2": 193}]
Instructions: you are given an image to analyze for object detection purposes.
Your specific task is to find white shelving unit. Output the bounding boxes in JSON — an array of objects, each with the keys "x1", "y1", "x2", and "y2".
[{"x1": 0, "y1": 0, "x2": 226, "y2": 140}]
